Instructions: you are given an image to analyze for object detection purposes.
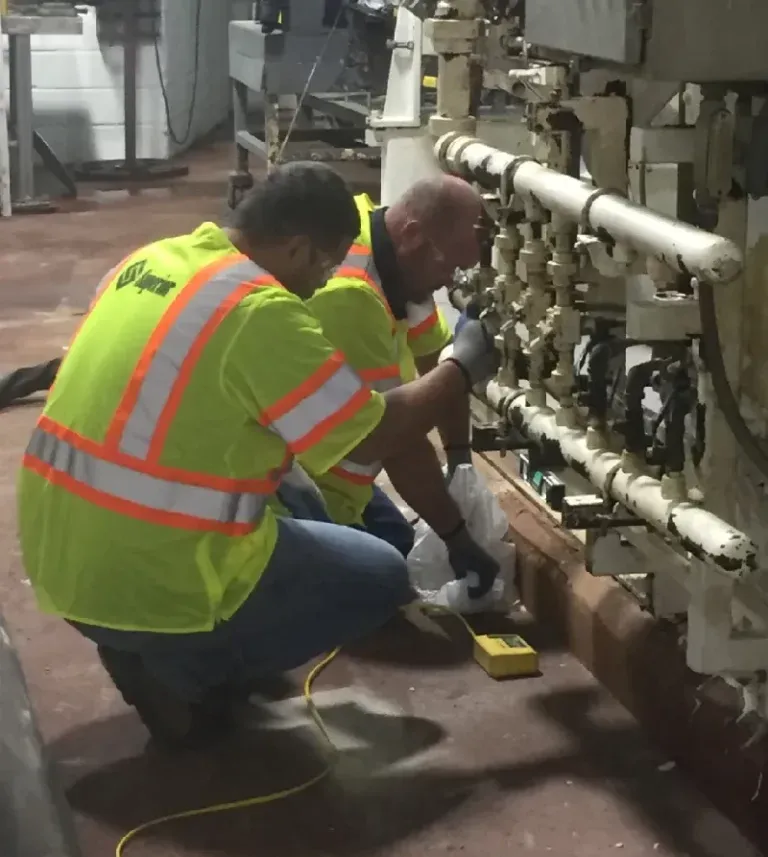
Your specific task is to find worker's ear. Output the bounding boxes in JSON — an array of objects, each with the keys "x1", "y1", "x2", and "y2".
[
  {"x1": 399, "y1": 218, "x2": 426, "y2": 254},
  {"x1": 284, "y1": 235, "x2": 310, "y2": 260}
]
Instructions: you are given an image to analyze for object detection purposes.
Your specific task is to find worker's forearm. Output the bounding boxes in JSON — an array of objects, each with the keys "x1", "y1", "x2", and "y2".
[
  {"x1": 414, "y1": 352, "x2": 470, "y2": 450},
  {"x1": 348, "y1": 361, "x2": 466, "y2": 464},
  {"x1": 436, "y1": 394, "x2": 471, "y2": 450},
  {"x1": 383, "y1": 437, "x2": 463, "y2": 537}
]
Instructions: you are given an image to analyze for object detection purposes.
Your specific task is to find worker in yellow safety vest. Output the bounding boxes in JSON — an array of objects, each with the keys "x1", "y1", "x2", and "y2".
[
  {"x1": 16, "y1": 162, "x2": 500, "y2": 749},
  {"x1": 277, "y1": 178, "x2": 498, "y2": 590}
]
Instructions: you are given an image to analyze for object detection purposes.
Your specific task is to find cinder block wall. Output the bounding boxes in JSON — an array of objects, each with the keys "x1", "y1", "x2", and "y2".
[
  {"x1": 0, "y1": 0, "x2": 235, "y2": 166},
  {"x1": 161, "y1": 0, "x2": 233, "y2": 155}
]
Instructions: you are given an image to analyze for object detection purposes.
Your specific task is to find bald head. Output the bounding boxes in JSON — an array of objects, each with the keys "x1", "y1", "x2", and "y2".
[
  {"x1": 385, "y1": 175, "x2": 483, "y2": 302},
  {"x1": 389, "y1": 175, "x2": 483, "y2": 237}
]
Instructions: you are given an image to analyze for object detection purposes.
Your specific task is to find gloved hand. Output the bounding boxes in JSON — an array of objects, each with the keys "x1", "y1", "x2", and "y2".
[
  {"x1": 443, "y1": 522, "x2": 500, "y2": 599},
  {"x1": 445, "y1": 445, "x2": 472, "y2": 481},
  {"x1": 445, "y1": 318, "x2": 499, "y2": 390}
]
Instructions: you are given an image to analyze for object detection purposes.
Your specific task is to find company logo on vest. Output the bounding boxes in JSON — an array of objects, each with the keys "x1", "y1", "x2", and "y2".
[{"x1": 114, "y1": 260, "x2": 177, "y2": 297}]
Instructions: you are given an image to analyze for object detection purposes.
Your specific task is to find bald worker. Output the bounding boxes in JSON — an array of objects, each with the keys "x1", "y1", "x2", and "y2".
[{"x1": 284, "y1": 177, "x2": 500, "y2": 600}]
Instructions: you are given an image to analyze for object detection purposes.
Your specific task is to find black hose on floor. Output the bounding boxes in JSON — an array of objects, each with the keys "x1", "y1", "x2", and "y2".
[{"x1": 0, "y1": 358, "x2": 60, "y2": 411}]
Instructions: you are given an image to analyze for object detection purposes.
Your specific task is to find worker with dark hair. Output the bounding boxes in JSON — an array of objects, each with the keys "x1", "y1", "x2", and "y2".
[{"x1": 17, "y1": 161, "x2": 500, "y2": 749}]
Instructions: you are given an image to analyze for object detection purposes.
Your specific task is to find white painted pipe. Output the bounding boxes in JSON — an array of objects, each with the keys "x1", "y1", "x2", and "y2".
[
  {"x1": 435, "y1": 133, "x2": 743, "y2": 286},
  {"x1": 482, "y1": 380, "x2": 758, "y2": 580}
]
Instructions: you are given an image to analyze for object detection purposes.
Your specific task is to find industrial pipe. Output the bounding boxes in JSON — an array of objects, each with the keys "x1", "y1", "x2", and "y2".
[
  {"x1": 434, "y1": 134, "x2": 743, "y2": 286},
  {"x1": 482, "y1": 379, "x2": 758, "y2": 580}
]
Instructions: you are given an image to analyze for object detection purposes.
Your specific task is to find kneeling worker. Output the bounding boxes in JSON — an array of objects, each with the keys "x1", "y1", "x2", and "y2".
[
  {"x1": 300, "y1": 178, "x2": 494, "y2": 587},
  {"x1": 17, "y1": 163, "x2": 499, "y2": 748}
]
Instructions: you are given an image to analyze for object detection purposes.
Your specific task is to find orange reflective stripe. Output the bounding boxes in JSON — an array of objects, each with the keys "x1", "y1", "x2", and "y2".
[
  {"x1": 261, "y1": 351, "x2": 346, "y2": 424},
  {"x1": 289, "y1": 385, "x2": 371, "y2": 454},
  {"x1": 333, "y1": 264, "x2": 396, "y2": 328},
  {"x1": 328, "y1": 461, "x2": 379, "y2": 486},
  {"x1": 358, "y1": 364, "x2": 401, "y2": 393},
  {"x1": 359, "y1": 365, "x2": 400, "y2": 382},
  {"x1": 408, "y1": 309, "x2": 438, "y2": 339},
  {"x1": 406, "y1": 300, "x2": 439, "y2": 340},
  {"x1": 105, "y1": 253, "x2": 257, "y2": 452},
  {"x1": 258, "y1": 350, "x2": 373, "y2": 455},
  {"x1": 333, "y1": 242, "x2": 396, "y2": 330},
  {"x1": 30, "y1": 254, "x2": 316, "y2": 535},
  {"x1": 147, "y1": 276, "x2": 273, "y2": 463},
  {"x1": 38, "y1": 415, "x2": 290, "y2": 493}
]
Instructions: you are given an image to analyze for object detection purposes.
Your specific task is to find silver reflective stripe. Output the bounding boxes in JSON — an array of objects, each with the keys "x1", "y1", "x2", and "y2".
[
  {"x1": 281, "y1": 461, "x2": 328, "y2": 513},
  {"x1": 334, "y1": 457, "x2": 381, "y2": 481},
  {"x1": 341, "y1": 250, "x2": 383, "y2": 287},
  {"x1": 406, "y1": 299, "x2": 437, "y2": 330},
  {"x1": 270, "y1": 362, "x2": 365, "y2": 445},
  {"x1": 120, "y1": 259, "x2": 264, "y2": 459},
  {"x1": 28, "y1": 428, "x2": 267, "y2": 526},
  {"x1": 368, "y1": 376, "x2": 401, "y2": 393}
]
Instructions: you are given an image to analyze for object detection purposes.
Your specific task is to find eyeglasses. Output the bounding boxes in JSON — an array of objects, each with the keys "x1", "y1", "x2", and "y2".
[{"x1": 309, "y1": 246, "x2": 340, "y2": 282}]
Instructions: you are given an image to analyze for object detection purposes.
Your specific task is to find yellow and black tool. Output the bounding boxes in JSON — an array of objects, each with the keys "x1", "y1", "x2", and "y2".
[{"x1": 472, "y1": 632, "x2": 540, "y2": 679}]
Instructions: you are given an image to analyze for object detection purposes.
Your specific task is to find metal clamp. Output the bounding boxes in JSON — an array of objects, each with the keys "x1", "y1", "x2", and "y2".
[{"x1": 561, "y1": 494, "x2": 645, "y2": 531}]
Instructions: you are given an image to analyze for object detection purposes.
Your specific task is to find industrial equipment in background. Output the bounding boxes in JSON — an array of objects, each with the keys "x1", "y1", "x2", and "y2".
[
  {"x1": 0, "y1": 1, "x2": 86, "y2": 215},
  {"x1": 377, "y1": 0, "x2": 768, "y2": 727},
  {"x1": 227, "y1": 0, "x2": 393, "y2": 207},
  {"x1": 74, "y1": 0, "x2": 191, "y2": 184}
]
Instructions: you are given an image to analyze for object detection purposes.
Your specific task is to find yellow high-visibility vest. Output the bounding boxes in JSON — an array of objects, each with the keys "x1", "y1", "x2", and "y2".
[
  {"x1": 306, "y1": 195, "x2": 451, "y2": 525},
  {"x1": 18, "y1": 223, "x2": 384, "y2": 632}
]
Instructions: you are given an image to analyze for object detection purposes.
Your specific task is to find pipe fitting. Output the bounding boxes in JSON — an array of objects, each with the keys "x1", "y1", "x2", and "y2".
[{"x1": 483, "y1": 380, "x2": 758, "y2": 580}]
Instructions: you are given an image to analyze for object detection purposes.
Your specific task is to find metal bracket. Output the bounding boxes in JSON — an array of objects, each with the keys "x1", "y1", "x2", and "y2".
[
  {"x1": 470, "y1": 420, "x2": 534, "y2": 456},
  {"x1": 561, "y1": 494, "x2": 645, "y2": 530}
]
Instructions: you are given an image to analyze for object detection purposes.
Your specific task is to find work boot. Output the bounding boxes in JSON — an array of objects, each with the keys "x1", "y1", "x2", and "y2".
[{"x1": 97, "y1": 646, "x2": 235, "y2": 750}]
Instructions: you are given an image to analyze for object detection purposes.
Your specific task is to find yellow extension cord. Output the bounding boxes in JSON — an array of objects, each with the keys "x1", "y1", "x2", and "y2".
[{"x1": 115, "y1": 609, "x2": 478, "y2": 856}]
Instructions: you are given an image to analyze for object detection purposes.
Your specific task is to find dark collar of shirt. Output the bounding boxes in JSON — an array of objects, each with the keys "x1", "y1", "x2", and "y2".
[{"x1": 369, "y1": 207, "x2": 408, "y2": 321}]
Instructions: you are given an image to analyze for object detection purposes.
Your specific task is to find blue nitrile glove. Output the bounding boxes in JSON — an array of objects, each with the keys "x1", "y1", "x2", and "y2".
[
  {"x1": 443, "y1": 522, "x2": 500, "y2": 599},
  {"x1": 447, "y1": 318, "x2": 499, "y2": 390},
  {"x1": 445, "y1": 446, "x2": 472, "y2": 481}
]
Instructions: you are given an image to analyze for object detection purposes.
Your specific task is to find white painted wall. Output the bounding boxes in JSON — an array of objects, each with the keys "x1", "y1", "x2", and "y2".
[
  {"x1": 1, "y1": 6, "x2": 167, "y2": 164},
  {"x1": 1, "y1": 0, "x2": 237, "y2": 167},
  {"x1": 161, "y1": 0, "x2": 233, "y2": 155}
]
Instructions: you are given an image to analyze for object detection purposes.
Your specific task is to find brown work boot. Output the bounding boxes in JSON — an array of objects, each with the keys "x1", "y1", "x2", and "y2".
[{"x1": 97, "y1": 646, "x2": 235, "y2": 750}]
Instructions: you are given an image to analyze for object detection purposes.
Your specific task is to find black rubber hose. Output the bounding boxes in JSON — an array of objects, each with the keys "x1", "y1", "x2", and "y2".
[
  {"x1": 697, "y1": 279, "x2": 768, "y2": 478},
  {"x1": 664, "y1": 373, "x2": 694, "y2": 473},
  {"x1": 586, "y1": 339, "x2": 635, "y2": 423},
  {"x1": 622, "y1": 359, "x2": 666, "y2": 454},
  {"x1": 0, "y1": 358, "x2": 61, "y2": 411}
]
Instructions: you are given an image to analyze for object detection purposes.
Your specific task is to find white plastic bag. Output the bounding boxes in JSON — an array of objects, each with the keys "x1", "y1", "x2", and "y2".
[{"x1": 407, "y1": 464, "x2": 515, "y2": 614}]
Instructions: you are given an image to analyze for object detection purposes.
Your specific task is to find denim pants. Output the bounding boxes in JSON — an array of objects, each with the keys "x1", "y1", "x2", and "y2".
[
  {"x1": 74, "y1": 488, "x2": 415, "y2": 702},
  {"x1": 276, "y1": 478, "x2": 416, "y2": 559}
]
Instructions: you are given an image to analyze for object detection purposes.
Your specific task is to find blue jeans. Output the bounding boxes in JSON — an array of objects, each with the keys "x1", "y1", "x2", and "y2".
[
  {"x1": 278, "y1": 480, "x2": 415, "y2": 558},
  {"x1": 361, "y1": 485, "x2": 416, "y2": 557},
  {"x1": 73, "y1": 513, "x2": 413, "y2": 702}
]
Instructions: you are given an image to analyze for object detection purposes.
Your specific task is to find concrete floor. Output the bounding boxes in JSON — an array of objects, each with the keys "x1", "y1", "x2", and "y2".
[{"x1": 0, "y1": 140, "x2": 762, "y2": 857}]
